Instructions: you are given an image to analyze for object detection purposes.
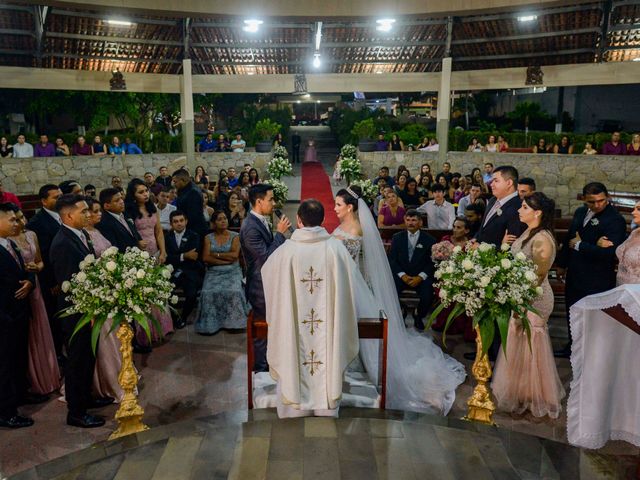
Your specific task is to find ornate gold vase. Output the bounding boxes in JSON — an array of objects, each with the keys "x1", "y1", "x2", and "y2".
[
  {"x1": 109, "y1": 322, "x2": 149, "y2": 440},
  {"x1": 463, "y1": 325, "x2": 496, "y2": 425}
]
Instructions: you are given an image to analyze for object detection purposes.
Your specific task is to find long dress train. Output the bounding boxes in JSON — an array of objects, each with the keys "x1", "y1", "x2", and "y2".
[{"x1": 492, "y1": 230, "x2": 565, "y2": 418}]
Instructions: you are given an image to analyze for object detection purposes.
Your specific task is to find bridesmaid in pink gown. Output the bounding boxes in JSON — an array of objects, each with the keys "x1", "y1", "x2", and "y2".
[
  {"x1": 10, "y1": 209, "x2": 61, "y2": 395},
  {"x1": 86, "y1": 199, "x2": 125, "y2": 401},
  {"x1": 125, "y1": 179, "x2": 173, "y2": 345},
  {"x1": 304, "y1": 138, "x2": 318, "y2": 163}
]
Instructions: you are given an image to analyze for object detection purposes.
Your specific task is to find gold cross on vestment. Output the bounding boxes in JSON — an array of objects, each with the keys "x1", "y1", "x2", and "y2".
[
  {"x1": 302, "y1": 349, "x2": 323, "y2": 376},
  {"x1": 301, "y1": 308, "x2": 323, "y2": 335},
  {"x1": 301, "y1": 266, "x2": 323, "y2": 294}
]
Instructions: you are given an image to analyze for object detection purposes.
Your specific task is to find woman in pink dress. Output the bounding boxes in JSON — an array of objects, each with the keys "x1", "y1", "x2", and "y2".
[
  {"x1": 125, "y1": 179, "x2": 173, "y2": 345},
  {"x1": 10, "y1": 209, "x2": 61, "y2": 395},
  {"x1": 304, "y1": 138, "x2": 318, "y2": 163},
  {"x1": 85, "y1": 199, "x2": 125, "y2": 401},
  {"x1": 599, "y1": 200, "x2": 640, "y2": 285},
  {"x1": 492, "y1": 192, "x2": 565, "y2": 419}
]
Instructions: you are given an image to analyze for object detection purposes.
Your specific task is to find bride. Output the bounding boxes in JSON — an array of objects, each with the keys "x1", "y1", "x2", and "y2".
[{"x1": 332, "y1": 185, "x2": 466, "y2": 414}]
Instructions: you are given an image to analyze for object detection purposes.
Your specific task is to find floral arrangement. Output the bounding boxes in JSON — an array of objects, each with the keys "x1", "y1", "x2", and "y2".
[
  {"x1": 427, "y1": 242, "x2": 541, "y2": 354},
  {"x1": 340, "y1": 144, "x2": 358, "y2": 159},
  {"x1": 272, "y1": 145, "x2": 289, "y2": 159},
  {"x1": 349, "y1": 179, "x2": 378, "y2": 203},
  {"x1": 263, "y1": 178, "x2": 289, "y2": 206},
  {"x1": 266, "y1": 155, "x2": 293, "y2": 180},
  {"x1": 431, "y1": 240, "x2": 455, "y2": 262},
  {"x1": 62, "y1": 246, "x2": 177, "y2": 352},
  {"x1": 338, "y1": 157, "x2": 362, "y2": 185}
]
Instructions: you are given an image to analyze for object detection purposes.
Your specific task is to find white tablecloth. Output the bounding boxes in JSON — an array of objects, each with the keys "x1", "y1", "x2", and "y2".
[{"x1": 568, "y1": 284, "x2": 640, "y2": 449}]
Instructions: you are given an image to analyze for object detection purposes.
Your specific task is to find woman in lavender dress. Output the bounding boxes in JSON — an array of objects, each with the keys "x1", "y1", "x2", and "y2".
[
  {"x1": 10, "y1": 208, "x2": 61, "y2": 395},
  {"x1": 85, "y1": 199, "x2": 125, "y2": 401},
  {"x1": 125, "y1": 179, "x2": 173, "y2": 344}
]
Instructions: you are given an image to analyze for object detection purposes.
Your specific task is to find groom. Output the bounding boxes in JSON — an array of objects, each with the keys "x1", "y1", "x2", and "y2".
[{"x1": 262, "y1": 199, "x2": 364, "y2": 418}]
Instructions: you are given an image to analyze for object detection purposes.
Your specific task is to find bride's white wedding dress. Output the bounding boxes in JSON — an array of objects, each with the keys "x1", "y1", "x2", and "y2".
[{"x1": 333, "y1": 203, "x2": 465, "y2": 415}]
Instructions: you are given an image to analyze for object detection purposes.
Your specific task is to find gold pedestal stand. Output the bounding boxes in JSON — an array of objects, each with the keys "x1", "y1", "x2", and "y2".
[
  {"x1": 109, "y1": 323, "x2": 149, "y2": 440},
  {"x1": 463, "y1": 326, "x2": 496, "y2": 425}
]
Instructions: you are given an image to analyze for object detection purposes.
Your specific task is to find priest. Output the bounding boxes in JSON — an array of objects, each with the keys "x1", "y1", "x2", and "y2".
[{"x1": 262, "y1": 199, "x2": 365, "y2": 418}]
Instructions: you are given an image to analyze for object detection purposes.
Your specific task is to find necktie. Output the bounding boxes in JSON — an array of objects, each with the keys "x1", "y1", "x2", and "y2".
[
  {"x1": 408, "y1": 234, "x2": 416, "y2": 261},
  {"x1": 5, "y1": 241, "x2": 20, "y2": 265},
  {"x1": 483, "y1": 200, "x2": 501, "y2": 226},
  {"x1": 583, "y1": 210, "x2": 595, "y2": 227},
  {"x1": 118, "y1": 215, "x2": 133, "y2": 235}
]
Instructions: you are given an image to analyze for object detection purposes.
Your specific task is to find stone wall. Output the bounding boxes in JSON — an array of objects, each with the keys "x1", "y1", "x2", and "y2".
[
  {"x1": 359, "y1": 151, "x2": 637, "y2": 215},
  {"x1": 0, "y1": 152, "x2": 271, "y2": 196}
]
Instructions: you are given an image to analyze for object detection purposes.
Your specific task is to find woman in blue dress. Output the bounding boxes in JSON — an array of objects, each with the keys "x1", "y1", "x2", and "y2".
[{"x1": 195, "y1": 210, "x2": 250, "y2": 335}]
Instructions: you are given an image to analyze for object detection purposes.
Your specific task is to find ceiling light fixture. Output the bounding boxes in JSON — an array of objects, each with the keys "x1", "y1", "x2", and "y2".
[
  {"x1": 107, "y1": 19, "x2": 133, "y2": 26},
  {"x1": 243, "y1": 19, "x2": 263, "y2": 33},
  {"x1": 376, "y1": 18, "x2": 396, "y2": 32},
  {"x1": 315, "y1": 21, "x2": 323, "y2": 50},
  {"x1": 312, "y1": 53, "x2": 321, "y2": 68},
  {"x1": 517, "y1": 15, "x2": 537, "y2": 22}
]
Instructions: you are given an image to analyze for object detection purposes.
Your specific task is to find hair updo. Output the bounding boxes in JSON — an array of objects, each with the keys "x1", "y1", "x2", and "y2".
[
  {"x1": 336, "y1": 185, "x2": 362, "y2": 212},
  {"x1": 522, "y1": 192, "x2": 556, "y2": 247}
]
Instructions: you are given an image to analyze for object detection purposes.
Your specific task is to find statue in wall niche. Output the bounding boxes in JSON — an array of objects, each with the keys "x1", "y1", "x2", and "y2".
[
  {"x1": 525, "y1": 66, "x2": 543, "y2": 86},
  {"x1": 293, "y1": 74, "x2": 308, "y2": 95},
  {"x1": 110, "y1": 69, "x2": 126, "y2": 91}
]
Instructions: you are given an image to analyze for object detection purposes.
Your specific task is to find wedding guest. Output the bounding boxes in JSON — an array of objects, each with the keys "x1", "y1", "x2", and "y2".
[
  {"x1": 231, "y1": 133, "x2": 246, "y2": 153},
  {"x1": 627, "y1": 133, "x2": 640, "y2": 156},
  {"x1": 34, "y1": 135, "x2": 55, "y2": 157},
  {"x1": 554, "y1": 182, "x2": 627, "y2": 358},
  {"x1": 448, "y1": 175, "x2": 460, "y2": 202},
  {"x1": 108, "y1": 136, "x2": 125, "y2": 155},
  {"x1": 517, "y1": 177, "x2": 536, "y2": 199},
  {"x1": 59, "y1": 180, "x2": 82, "y2": 195},
  {"x1": 422, "y1": 138, "x2": 439, "y2": 151},
  {"x1": 387, "y1": 209, "x2": 436, "y2": 330},
  {"x1": 50, "y1": 194, "x2": 109, "y2": 428},
  {"x1": 415, "y1": 163, "x2": 433, "y2": 187},
  {"x1": 493, "y1": 192, "x2": 565, "y2": 419},
  {"x1": 10, "y1": 207, "x2": 61, "y2": 396},
  {"x1": 291, "y1": 132, "x2": 301, "y2": 163},
  {"x1": 553, "y1": 136, "x2": 573, "y2": 154},
  {"x1": 172, "y1": 169, "x2": 208, "y2": 239},
  {"x1": 497, "y1": 135, "x2": 509, "y2": 152},
  {"x1": 197, "y1": 133, "x2": 216, "y2": 153},
  {"x1": 196, "y1": 210, "x2": 249, "y2": 335},
  {"x1": 0, "y1": 136, "x2": 13, "y2": 158},
  {"x1": 378, "y1": 190, "x2": 406, "y2": 228},
  {"x1": 203, "y1": 191, "x2": 214, "y2": 224},
  {"x1": 194, "y1": 166, "x2": 209, "y2": 186},
  {"x1": 454, "y1": 176, "x2": 467, "y2": 204},
  {"x1": 72, "y1": 136, "x2": 92, "y2": 156},
  {"x1": 375, "y1": 133, "x2": 388, "y2": 151},
  {"x1": 96, "y1": 188, "x2": 141, "y2": 253},
  {"x1": 84, "y1": 198, "x2": 124, "y2": 402},
  {"x1": 437, "y1": 162, "x2": 453, "y2": 184},
  {"x1": 394, "y1": 173, "x2": 408, "y2": 196},
  {"x1": 124, "y1": 179, "x2": 173, "y2": 344},
  {"x1": 92, "y1": 135, "x2": 107, "y2": 156},
  {"x1": 600, "y1": 200, "x2": 640, "y2": 284},
  {"x1": 398, "y1": 178, "x2": 421, "y2": 209},
  {"x1": 111, "y1": 176, "x2": 123, "y2": 190},
  {"x1": 143, "y1": 172, "x2": 162, "y2": 196},
  {"x1": 273, "y1": 133, "x2": 284, "y2": 147},
  {"x1": 0, "y1": 203, "x2": 35, "y2": 429},
  {"x1": 165, "y1": 210, "x2": 203, "y2": 328},
  {"x1": 123, "y1": 137, "x2": 143, "y2": 155},
  {"x1": 482, "y1": 163, "x2": 494, "y2": 185},
  {"x1": 12, "y1": 135, "x2": 33, "y2": 158},
  {"x1": 373, "y1": 166, "x2": 395, "y2": 187},
  {"x1": 215, "y1": 134, "x2": 229, "y2": 152},
  {"x1": 581, "y1": 141, "x2": 597, "y2": 155},
  {"x1": 227, "y1": 167, "x2": 239, "y2": 188},
  {"x1": 227, "y1": 191, "x2": 246, "y2": 228},
  {"x1": 418, "y1": 175, "x2": 433, "y2": 204},
  {"x1": 373, "y1": 180, "x2": 388, "y2": 217},
  {"x1": 248, "y1": 168, "x2": 260, "y2": 185},
  {"x1": 484, "y1": 135, "x2": 498, "y2": 153},
  {"x1": 532, "y1": 138, "x2": 549, "y2": 154},
  {"x1": 467, "y1": 137, "x2": 483, "y2": 152},
  {"x1": 442, "y1": 217, "x2": 471, "y2": 248},
  {"x1": 215, "y1": 180, "x2": 230, "y2": 212},
  {"x1": 84, "y1": 185, "x2": 96, "y2": 199},
  {"x1": 418, "y1": 184, "x2": 455, "y2": 230},
  {"x1": 388, "y1": 133, "x2": 404, "y2": 151},
  {"x1": 417, "y1": 137, "x2": 430, "y2": 150},
  {"x1": 156, "y1": 166, "x2": 172, "y2": 188},
  {"x1": 464, "y1": 203, "x2": 485, "y2": 237},
  {"x1": 156, "y1": 187, "x2": 176, "y2": 231},
  {"x1": 601, "y1": 131, "x2": 627, "y2": 155}
]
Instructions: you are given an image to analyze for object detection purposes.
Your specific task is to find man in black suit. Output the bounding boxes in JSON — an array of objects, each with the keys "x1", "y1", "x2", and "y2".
[
  {"x1": 554, "y1": 182, "x2": 627, "y2": 358},
  {"x1": 0, "y1": 203, "x2": 35, "y2": 429},
  {"x1": 26, "y1": 184, "x2": 63, "y2": 356},
  {"x1": 50, "y1": 194, "x2": 110, "y2": 428},
  {"x1": 240, "y1": 184, "x2": 291, "y2": 371},
  {"x1": 387, "y1": 209, "x2": 437, "y2": 330},
  {"x1": 96, "y1": 188, "x2": 141, "y2": 252},
  {"x1": 172, "y1": 168, "x2": 208, "y2": 239},
  {"x1": 291, "y1": 132, "x2": 301, "y2": 163},
  {"x1": 165, "y1": 210, "x2": 203, "y2": 328},
  {"x1": 469, "y1": 165, "x2": 527, "y2": 361}
]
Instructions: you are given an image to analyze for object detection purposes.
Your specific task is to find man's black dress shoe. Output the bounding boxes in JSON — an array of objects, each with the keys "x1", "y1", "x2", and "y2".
[
  {"x1": 0, "y1": 415, "x2": 34, "y2": 429},
  {"x1": 20, "y1": 392, "x2": 49, "y2": 405},
  {"x1": 67, "y1": 413, "x2": 105, "y2": 428},
  {"x1": 89, "y1": 396, "x2": 115, "y2": 409}
]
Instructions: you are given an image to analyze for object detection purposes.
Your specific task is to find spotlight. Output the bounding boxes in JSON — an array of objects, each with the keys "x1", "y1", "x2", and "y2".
[
  {"x1": 312, "y1": 53, "x2": 321, "y2": 68},
  {"x1": 243, "y1": 19, "x2": 263, "y2": 33},
  {"x1": 376, "y1": 18, "x2": 396, "y2": 32},
  {"x1": 517, "y1": 15, "x2": 537, "y2": 22},
  {"x1": 107, "y1": 19, "x2": 133, "y2": 26}
]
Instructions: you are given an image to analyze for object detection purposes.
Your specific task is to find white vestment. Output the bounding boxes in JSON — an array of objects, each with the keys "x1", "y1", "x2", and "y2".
[{"x1": 262, "y1": 226, "x2": 363, "y2": 417}]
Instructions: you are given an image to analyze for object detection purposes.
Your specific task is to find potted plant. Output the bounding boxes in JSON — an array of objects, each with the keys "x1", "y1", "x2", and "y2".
[
  {"x1": 254, "y1": 119, "x2": 282, "y2": 153},
  {"x1": 351, "y1": 118, "x2": 377, "y2": 152}
]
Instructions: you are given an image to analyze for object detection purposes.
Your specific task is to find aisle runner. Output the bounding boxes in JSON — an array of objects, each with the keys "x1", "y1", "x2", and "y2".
[{"x1": 300, "y1": 162, "x2": 339, "y2": 232}]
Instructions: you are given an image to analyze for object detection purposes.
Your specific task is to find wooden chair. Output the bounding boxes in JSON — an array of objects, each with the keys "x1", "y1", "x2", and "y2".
[{"x1": 247, "y1": 310, "x2": 389, "y2": 410}]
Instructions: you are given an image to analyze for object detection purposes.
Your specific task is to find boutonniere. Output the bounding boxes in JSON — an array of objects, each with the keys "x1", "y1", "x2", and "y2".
[
  {"x1": 591, "y1": 218, "x2": 599, "y2": 226},
  {"x1": 496, "y1": 208, "x2": 503, "y2": 216},
  {"x1": 416, "y1": 244, "x2": 424, "y2": 249},
  {"x1": 181, "y1": 236, "x2": 187, "y2": 243}
]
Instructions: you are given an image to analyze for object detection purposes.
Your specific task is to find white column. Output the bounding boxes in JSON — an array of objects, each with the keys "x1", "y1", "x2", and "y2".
[
  {"x1": 436, "y1": 57, "x2": 452, "y2": 164},
  {"x1": 180, "y1": 59, "x2": 196, "y2": 173}
]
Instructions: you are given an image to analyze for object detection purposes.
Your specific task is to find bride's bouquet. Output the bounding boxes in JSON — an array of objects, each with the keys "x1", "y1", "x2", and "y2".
[
  {"x1": 428, "y1": 242, "x2": 542, "y2": 355},
  {"x1": 61, "y1": 246, "x2": 177, "y2": 352}
]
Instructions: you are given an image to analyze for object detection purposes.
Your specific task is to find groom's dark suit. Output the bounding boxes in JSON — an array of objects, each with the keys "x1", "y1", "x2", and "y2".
[
  {"x1": 388, "y1": 230, "x2": 437, "y2": 324},
  {"x1": 240, "y1": 212, "x2": 286, "y2": 371},
  {"x1": 0, "y1": 241, "x2": 34, "y2": 418},
  {"x1": 96, "y1": 211, "x2": 140, "y2": 253},
  {"x1": 50, "y1": 226, "x2": 97, "y2": 416},
  {"x1": 556, "y1": 203, "x2": 627, "y2": 346}
]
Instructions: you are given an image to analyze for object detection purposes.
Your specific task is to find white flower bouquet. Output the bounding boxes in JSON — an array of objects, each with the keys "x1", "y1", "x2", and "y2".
[
  {"x1": 348, "y1": 179, "x2": 378, "y2": 203},
  {"x1": 272, "y1": 145, "x2": 289, "y2": 159},
  {"x1": 427, "y1": 242, "x2": 541, "y2": 355},
  {"x1": 62, "y1": 246, "x2": 177, "y2": 352},
  {"x1": 338, "y1": 157, "x2": 362, "y2": 185},
  {"x1": 263, "y1": 178, "x2": 289, "y2": 206},
  {"x1": 266, "y1": 156, "x2": 293, "y2": 180},
  {"x1": 340, "y1": 144, "x2": 358, "y2": 159}
]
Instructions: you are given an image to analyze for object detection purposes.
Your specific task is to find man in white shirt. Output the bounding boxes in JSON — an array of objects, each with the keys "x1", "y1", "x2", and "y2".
[
  {"x1": 12, "y1": 135, "x2": 33, "y2": 158},
  {"x1": 417, "y1": 184, "x2": 455, "y2": 230},
  {"x1": 156, "y1": 188, "x2": 176, "y2": 231},
  {"x1": 457, "y1": 183, "x2": 484, "y2": 216},
  {"x1": 230, "y1": 133, "x2": 246, "y2": 153}
]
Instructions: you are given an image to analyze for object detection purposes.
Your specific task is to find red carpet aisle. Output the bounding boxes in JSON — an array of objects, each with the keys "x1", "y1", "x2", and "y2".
[{"x1": 300, "y1": 162, "x2": 339, "y2": 232}]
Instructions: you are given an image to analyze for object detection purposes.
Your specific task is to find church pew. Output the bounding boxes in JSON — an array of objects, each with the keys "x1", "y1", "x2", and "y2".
[{"x1": 246, "y1": 310, "x2": 389, "y2": 410}]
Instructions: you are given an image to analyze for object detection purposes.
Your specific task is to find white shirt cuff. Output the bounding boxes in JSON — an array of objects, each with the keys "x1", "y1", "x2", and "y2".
[
  {"x1": 573, "y1": 241, "x2": 581, "y2": 251},
  {"x1": 180, "y1": 253, "x2": 184, "y2": 261},
  {"x1": 418, "y1": 272, "x2": 427, "y2": 281},
  {"x1": 398, "y1": 272, "x2": 406, "y2": 278}
]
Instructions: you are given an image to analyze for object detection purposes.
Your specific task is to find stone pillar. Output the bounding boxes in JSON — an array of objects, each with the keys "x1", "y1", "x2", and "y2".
[
  {"x1": 180, "y1": 59, "x2": 196, "y2": 173},
  {"x1": 436, "y1": 57, "x2": 452, "y2": 164}
]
